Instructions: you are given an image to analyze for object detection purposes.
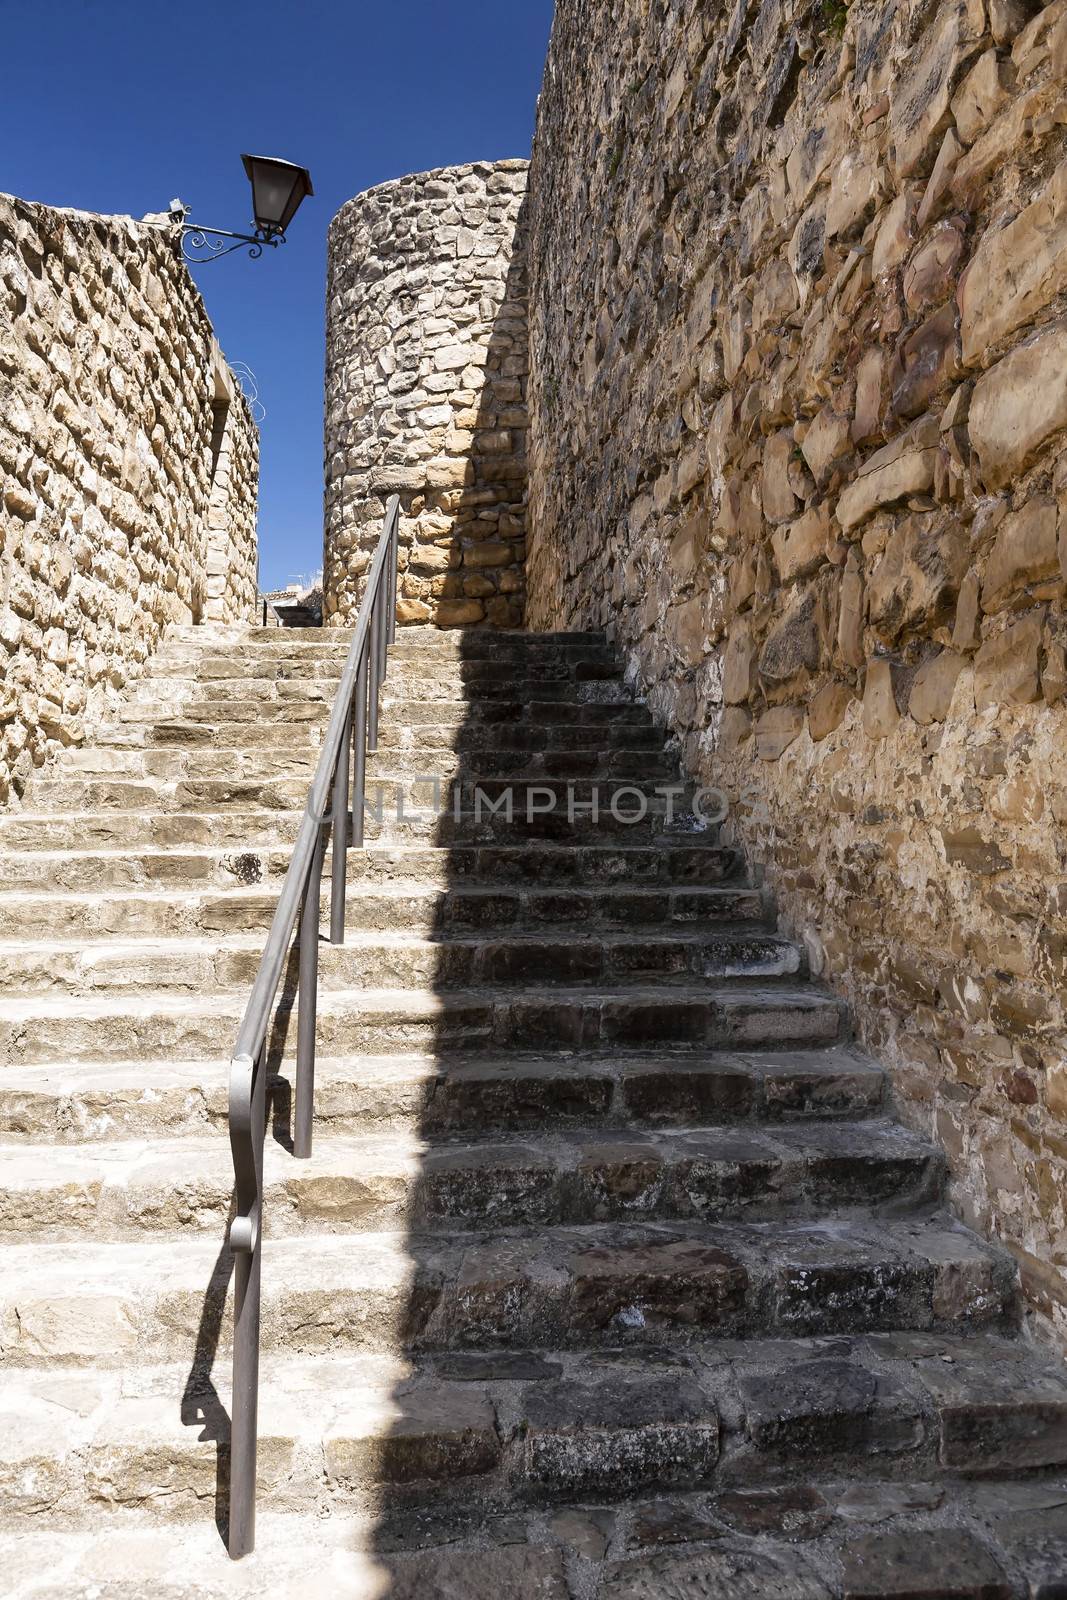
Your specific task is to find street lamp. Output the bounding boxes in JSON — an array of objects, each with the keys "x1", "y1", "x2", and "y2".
[{"x1": 171, "y1": 154, "x2": 314, "y2": 264}]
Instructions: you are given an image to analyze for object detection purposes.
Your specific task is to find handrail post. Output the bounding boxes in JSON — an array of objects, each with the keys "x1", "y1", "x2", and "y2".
[
  {"x1": 329, "y1": 698, "x2": 352, "y2": 946},
  {"x1": 388, "y1": 506, "x2": 398, "y2": 646},
  {"x1": 352, "y1": 644, "x2": 368, "y2": 850},
  {"x1": 377, "y1": 567, "x2": 388, "y2": 687},
  {"x1": 228, "y1": 1040, "x2": 266, "y2": 1560},
  {"x1": 368, "y1": 595, "x2": 382, "y2": 754},
  {"x1": 294, "y1": 823, "x2": 326, "y2": 1159}
]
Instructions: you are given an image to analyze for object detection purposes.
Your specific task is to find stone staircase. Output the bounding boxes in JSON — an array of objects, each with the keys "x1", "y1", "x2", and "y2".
[{"x1": 1, "y1": 626, "x2": 1066, "y2": 1598}]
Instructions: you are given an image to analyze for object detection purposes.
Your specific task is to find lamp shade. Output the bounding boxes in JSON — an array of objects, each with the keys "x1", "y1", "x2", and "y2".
[{"x1": 241, "y1": 154, "x2": 314, "y2": 237}]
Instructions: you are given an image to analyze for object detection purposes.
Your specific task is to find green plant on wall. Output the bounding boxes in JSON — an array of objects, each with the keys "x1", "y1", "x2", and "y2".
[
  {"x1": 820, "y1": 0, "x2": 849, "y2": 37},
  {"x1": 607, "y1": 130, "x2": 627, "y2": 180}
]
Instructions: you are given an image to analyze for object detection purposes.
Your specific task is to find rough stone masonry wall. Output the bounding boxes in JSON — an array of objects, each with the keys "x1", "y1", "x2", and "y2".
[
  {"x1": 0, "y1": 193, "x2": 258, "y2": 805},
  {"x1": 527, "y1": 0, "x2": 1067, "y2": 1341},
  {"x1": 324, "y1": 161, "x2": 528, "y2": 628}
]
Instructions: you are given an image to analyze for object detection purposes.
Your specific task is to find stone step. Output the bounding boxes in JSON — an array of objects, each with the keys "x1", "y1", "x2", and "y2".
[
  {"x1": 96, "y1": 716, "x2": 671, "y2": 754},
  {"x1": 0, "y1": 981, "x2": 846, "y2": 1064},
  {"x1": 24, "y1": 772, "x2": 695, "y2": 817},
  {"x1": 0, "y1": 1118, "x2": 941, "y2": 1240},
  {"x1": 0, "y1": 809, "x2": 309, "y2": 854},
  {"x1": 53, "y1": 744, "x2": 681, "y2": 785},
  {"x1": 0, "y1": 1047, "x2": 885, "y2": 1142},
  {"x1": 0, "y1": 881, "x2": 766, "y2": 942},
  {"x1": 168, "y1": 623, "x2": 608, "y2": 652},
  {"x1": 117, "y1": 695, "x2": 655, "y2": 728},
  {"x1": 0, "y1": 927, "x2": 803, "y2": 996},
  {"x1": 164, "y1": 623, "x2": 608, "y2": 655},
  {"x1": 126, "y1": 675, "x2": 629, "y2": 717},
  {"x1": 0, "y1": 1214, "x2": 1015, "y2": 1367},
  {"x1": 2, "y1": 1332, "x2": 1066, "y2": 1525},
  {"x1": 2, "y1": 801, "x2": 717, "y2": 855},
  {"x1": 2, "y1": 1485, "x2": 1064, "y2": 1600},
  {"x1": 149, "y1": 652, "x2": 621, "y2": 688},
  {"x1": 0, "y1": 838, "x2": 743, "y2": 887}
]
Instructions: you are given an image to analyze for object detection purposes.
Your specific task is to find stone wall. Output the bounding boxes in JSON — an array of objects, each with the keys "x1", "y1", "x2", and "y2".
[
  {"x1": 527, "y1": 0, "x2": 1067, "y2": 1341},
  {"x1": 0, "y1": 192, "x2": 258, "y2": 805},
  {"x1": 323, "y1": 161, "x2": 528, "y2": 629}
]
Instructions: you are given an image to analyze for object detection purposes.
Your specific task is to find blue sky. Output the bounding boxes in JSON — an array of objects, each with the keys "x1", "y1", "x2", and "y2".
[{"x1": 1, "y1": 0, "x2": 555, "y2": 590}]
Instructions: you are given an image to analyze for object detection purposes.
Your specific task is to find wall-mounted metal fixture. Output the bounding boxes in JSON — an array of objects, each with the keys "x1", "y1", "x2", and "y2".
[{"x1": 172, "y1": 154, "x2": 314, "y2": 264}]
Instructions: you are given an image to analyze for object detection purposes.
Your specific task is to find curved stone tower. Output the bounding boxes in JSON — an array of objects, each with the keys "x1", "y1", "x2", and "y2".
[{"x1": 324, "y1": 160, "x2": 528, "y2": 628}]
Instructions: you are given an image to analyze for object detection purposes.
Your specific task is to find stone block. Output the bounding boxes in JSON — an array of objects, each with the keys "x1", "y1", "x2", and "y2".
[
  {"x1": 809, "y1": 679, "x2": 855, "y2": 740},
  {"x1": 863, "y1": 659, "x2": 900, "y2": 738},
  {"x1": 969, "y1": 322, "x2": 1067, "y2": 489},
  {"x1": 754, "y1": 705, "x2": 805, "y2": 759},
  {"x1": 435, "y1": 599, "x2": 485, "y2": 626},
  {"x1": 669, "y1": 595, "x2": 707, "y2": 667},
  {"x1": 464, "y1": 541, "x2": 514, "y2": 569},
  {"x1": 920, "y1": 1350, "x2": 1067, "y2": 1471},
  {"x1": 981, "y1": 496, "x2": 1060, "y2": 612},
  {"x1": 909, "y1": 649, "x2": 966, "y2": 722},
  {"x1": 874, "y1": 190, "x2": 921, "y2": 279},
  {"x1": 762, "y1": 429, "x2": 800, "y2": 523},
  {"x1": 518, "y1": 1374, "x2": 719, "y2": 1498},
  {"x1": 839, "y1": 550, "x2": 867, "y2": 668},
  {"x1": 866, "y1": 512, "x2": 969, "y2": 643},
  {"x1": 841, "y1": 1529, "x2": 1010, "y2": 1599},
  {"x1": 917, "y1": 128, "x2": 965, "y2": 229},
  {"x1": 723, "y1": 622, "x2": 758, "y2": 704},
  {"x1": 888, "y1": 0, "x2": 986, "y2": 179},
  {"x1": 837, "y1": 418, "x2": 939, "y2": 532},
  {"x1": 385, "y1": 1548, "x2": 569, "y2": 1599},
  {"x1": 961, "y1": 161, "x2": 1067, "y2": 365},
  {"x1": 773, "y1": 505, "x2": 831, "y2": 582},
  {"x1": 951, "y1": 48, "x2": 1013, "y2": 146},
  {"x1": 602, "y1": 1548, "x2": 831, "y2": 1599},
  {"x1": 801, "y1": 409, "x2": 851, "y2": 488},
  {"x1": 759, "y1": 594, "x2": 820, "y2": 686},
  {"x1": 973, "y1": 613, "x2": 1044, "y2": 708},
  {"x1": 903, "y1": 219, "x2": 967, "y2": 312},
  {"x1": 853, "y1": 348, "x2": 885, "y2": 446},
  {"x1": 890, "y1": 302, "x2": 962, "y2": 420},
  {"x1": 567, "y1": 1238, "x2": 748, "y2": 1331}
]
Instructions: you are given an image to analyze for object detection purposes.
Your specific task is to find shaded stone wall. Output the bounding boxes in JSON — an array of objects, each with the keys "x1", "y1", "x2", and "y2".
[
  {"x1": 324, "y1": 161, "x2": 528, "y2": 628},
  {"x1": 527, "y1": 0, "x2": 1067, "y2": 1340},
  {"x1": 0, "y1": 193, "x2": 258, "y2": 805}
]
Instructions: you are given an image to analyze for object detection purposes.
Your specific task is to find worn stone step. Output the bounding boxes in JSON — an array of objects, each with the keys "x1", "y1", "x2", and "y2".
[
  {"x1": 381, "y1": 717, "x2": 669, "y2": 753},
  {"x1": 23, "y1": 775, "x2": 324, "y2": 814},
  {"x1": 0, "y1": 927, "x2": 802, "y2": 996},
  {"x1": 126, "y1": 675, "x2": 629, "y2": 719},
  {"x1": 0, "y1": 1214, "x2": 1015, "y2": 1369},
  {"x1": 96, "y1": 716, "x2": 671, "y2": 755},
  {"x1": 6, "y1": 1478, "x2": 1067, "y2": 1598},
  {"x1": 52, "y1": 742, "x2": 679, "y2": 784},
  {"x1": 163, "y1": 623, "x2": 608, "y2": 657},
  {"x1": 0, "y1": 981, "x2": 846, "y2": 1064},
  {"x1": 2, "y1": 1332, "x2": 1066, "y2": 1526},
  {"x1": 0, "y1": 1118, "x2": 941, "y2": 1240},
  {"x1": 177, "y1": 622, "x2": 607, "y2": 649},
  {"x1": 117, "y1": 695, "x2": 655, "y2": 729},
  {"x1": 0, "y1": 809, "x2": 310, "y2": 854},
  {"x1": 23, "y1": 772, "x2": 698, "y2": 825},
  {"x1": 151, "y1": 653, "x2": 620, "y2": 690},
  {"x1": 1, "y1": 803, "x2": 718, "y2": 857},
  {"x1": 0, "y1": 1047, "x2": 885, "y2": 1143},
  {"x1": 0, "y1": 881, "x2": 765, "y2": 943},
  {"x1": 0, "y1": 839, "x2": 744, "y2": 887}
]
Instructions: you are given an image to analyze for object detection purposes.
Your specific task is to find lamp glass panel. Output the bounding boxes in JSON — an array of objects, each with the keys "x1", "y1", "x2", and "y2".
[{"x1": 250, "y1": 163, "x2": 296, "y2": 231}]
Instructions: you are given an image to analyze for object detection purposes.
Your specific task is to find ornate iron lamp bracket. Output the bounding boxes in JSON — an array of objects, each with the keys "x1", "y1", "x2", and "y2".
[{"x1": 179, "y1": 223, "x2": 283, "y2": 264}]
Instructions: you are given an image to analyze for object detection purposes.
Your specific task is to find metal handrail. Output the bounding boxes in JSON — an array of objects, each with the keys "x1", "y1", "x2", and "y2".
[{"x1": 226, "y1": 495, "x2": 400, "y2": 1559}]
